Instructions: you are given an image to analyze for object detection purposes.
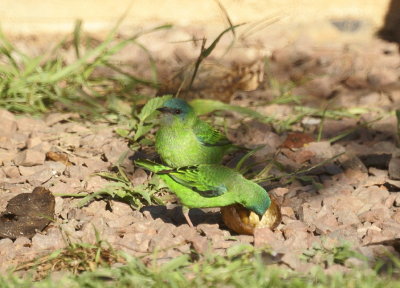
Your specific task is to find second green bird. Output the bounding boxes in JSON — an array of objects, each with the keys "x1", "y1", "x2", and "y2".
[{"x1": 135, "y1": 159, "x2": 271, "y2": 227}]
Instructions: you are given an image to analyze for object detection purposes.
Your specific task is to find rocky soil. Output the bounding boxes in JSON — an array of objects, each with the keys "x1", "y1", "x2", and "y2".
[{"x1": 1, "y1": 36, "x2": 400, "y2": 275}]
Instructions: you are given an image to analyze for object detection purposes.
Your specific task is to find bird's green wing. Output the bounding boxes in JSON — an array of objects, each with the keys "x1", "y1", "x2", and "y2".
[
  {"x1": 135, "y1": 159, "x2": 171, "y2": 173},
  {"x1": 193, "y1": 120, "x2": 231, "y2": 147},
  {"x1": 160, "y1": 166, "x2": 227, "y2": 197}
]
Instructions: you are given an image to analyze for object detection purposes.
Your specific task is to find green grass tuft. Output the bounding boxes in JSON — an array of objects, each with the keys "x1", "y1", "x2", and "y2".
[
  {"x1": 3, "y1": 244, "x2": 400, "y2": 288},
  {"x1": 0, "y1": 22, "x2": 171, "y2": 116}
]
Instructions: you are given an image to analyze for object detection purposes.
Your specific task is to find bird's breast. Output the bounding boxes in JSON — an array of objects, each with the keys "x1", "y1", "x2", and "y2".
[{"x1": 156, "y1": 127, "x2": 201, "y2": 166}]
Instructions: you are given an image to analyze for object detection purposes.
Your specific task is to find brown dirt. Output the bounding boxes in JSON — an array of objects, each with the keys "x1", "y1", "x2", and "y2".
[{"x1": 1, "y1": 24, "x2": 400, "y2": 276}]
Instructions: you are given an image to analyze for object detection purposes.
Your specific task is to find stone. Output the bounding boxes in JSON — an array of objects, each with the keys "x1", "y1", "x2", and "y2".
[
  {"x1": 119, "y1": 232, "x2": 151, "y2": 253},
  {"x1": 65, "y1": 123, "x2": 90, "y2": 134},
  {"x1": 353, "y1": 186, "x2": 389, "y2": 206},
  {"x1": 333, "y1": 195, "x2": 365, "y2": 214},
  {"x1": 27, "y1": 169, "x2": 54, "y2": 186},
  {"x1": 324, "y1": 264, "x2": 349, "y2": 275},
  {"x1": 13, "y1": 237, "x2": 31, "y2": 249},
  {"x1": 148, "y1": 234, "x2": 182, "y2": 251},
  {"x1": 0, "y1": 238, "x2": 16, "y2": 263},
  {"x1": 19, "y1": 165, "x2": 45, "y2": 176},
  {"x1": 394, "y1": 195, "x2": 400, "y2": 207},
  {"x1": 343, "y1": 168, "x2": 368, "y2": 185},
  {"x1": 107, "y1": 215, "x2": 137, "y2": 228},
  {"x1": 11, "y1": 133, "x2": 29, "y2": 149},
  {"x1": 384, "y1": 194, "x2": 397, "y2": 208},
  {"x1": 16, "y1": 117, "x2": 46, "y2": 132},
  {"x1": 102, "y1": 139, "x2": 129, "y2": 164},
  {"x1": 389, "y1": 156, "x2": 400, "y2": 180},
  {"x1": 281, "y1": 252, "x2": 308, "y2": 271},
  {"x1": 367, "y1": 69, "x2": 398, "y2": 88},
  {"x1": 65, "y1": 164, "x2": 91, "y2": 180},
  {"x1": 254, "y1": 227, "x2": 283, "y2": 250},
  {"x1": 292, "y1": 149, "x2": 315, "y2": 164},
  {"x1": 281, "y1": 207, "x2": 295, "y2": 218},
  {"x1": 235, "y1": 235, "x2": 254, "y2": 244},
  {"x1": 304, "y1": 76, "x2": 334, "y2": 99},
  {"x1": 81, "y1": 157, "x2": 109, "y2": 174},
  {"x1": 2, "y1": 166, "x2": 20, "y2": 178},
  {"x1": 327, "y1": 226, "x2": 360, "y2": 246},
  {"x1": 359, "y1": 208, "x2": 391, "y2": 223},
  {"x1": 84, "y1": 175, "x2": 110, "y2": 192},
  {"x1": 14, "y1": 149, "x2": 45, "y2": 166},
  {"x1": 129, "y1": 221, "x2": 157, "y2": 234},
  {"x1": 385, "y1": 179, "x2": 400, "y2": 191},
  {"x1": 197, "y1": 224, "x2": 225, "y2": 239},
  {"x1": 300, "y1": 199, "x2": 322, "y2": 225},
  {"x1": 304, "y1": 141, "x2": 335, "y2": 161},
  {"x1": 212, "y1": 236, "x2": 235, "y2": 249},
  {"x1": 284, "y1": 230, "x2": 314, "y2": 251},
  {"x1": 232, "y1": 120, "x2": 280, "y2": 148},
  {"x1": 130, "y1": 168, "x2": 149, "y2": 186},
  {"x1": 368, "y1": 167, "x2": 388, "y2": 178},
  {"x1": 314, "y1": 213, "x2": 339, "y2": 235},
  {"x1": 26, "y1": 137, "x2": 42, "y2": 149},
  {"x1": 340, "y1": 153, "x2": 368, "y2": 173},
  {"x1": 0, "y1": 109, "x2": 17, "y2": 136},
  {"x1": 31, "y1": 228, "x2": 66, "y2": 251},
  {"x1": 282, "y1": 221, "x2": 308, "y2": 239},
  {"x1": 172, "y1": 224, "x2": 198, "y2": 240},
  {"x1": 80, "y1": 133, "x2": 109, "y2": 150},
  {"x1": 108, "y1": 201, "x2": 133, "y2": 216},
  {"x1": 59, "y1": 133, "x2": 81, "y2": 149},
  {"x1": 54, "y1": 197, "x2": 64, "y2": 215},
  {"x1": 20, "y1": 162, "x2": 65, "y2": 186},
  {"x1": 392, "y1": 210, "x2": 400, "y2": 223},
  {"x1": 335, "y1": 209, "x2": 360, "y2": 225},
  {"x1": 271, "y1": 187, "x2": 289, "y2": 197},
  {"x1": 190, "y1": 235, "x2": 209, "y2": 254},
  {"x1": 357, "y1": 223, "x2": 381, "y2": 239},
  {"x1": 50, "y1": 181, "x2": 78, "y2": 195},
  {"x1": 379, "y1": 219, "x2": 400, "y2": 235},
  {"x1": 362, "y1": 229, "x2": 396, "y2": 245},
  {"x1": 45, "y1": 113, "x2": 80, "y2": 126}
]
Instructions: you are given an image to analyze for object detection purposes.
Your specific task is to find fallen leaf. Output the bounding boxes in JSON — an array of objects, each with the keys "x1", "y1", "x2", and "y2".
[
  {"x1": 46, "y1": 151, "x2": 72, "y2": 166},
  {"x1": 281, "y1": 133, "x2": 314, "y2": 149},
  {"x1": 0, "y1": 187, "x2": 55, "y2": 239}
]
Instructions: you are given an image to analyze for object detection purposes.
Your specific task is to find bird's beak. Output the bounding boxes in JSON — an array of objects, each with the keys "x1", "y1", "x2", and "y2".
[{"x1": 157, "y1": 107, "x2": 175, "y2": 114}]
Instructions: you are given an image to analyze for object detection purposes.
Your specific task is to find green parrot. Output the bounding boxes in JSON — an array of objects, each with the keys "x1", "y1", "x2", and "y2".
[
  {"x1": 135, "y1": 159, "x2": 271, "y2": 227},
  {"x1": 155, "y1": 98, "x2": 232, "y2": 167}
]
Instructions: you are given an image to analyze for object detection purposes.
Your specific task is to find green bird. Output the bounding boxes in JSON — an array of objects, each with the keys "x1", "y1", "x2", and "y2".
[
  {"x1": 135, "y1": 159, "x2": 271, "y2": 227},
  {"x1": 155, "y1": 98, "x2": 232, "y2": 167}
]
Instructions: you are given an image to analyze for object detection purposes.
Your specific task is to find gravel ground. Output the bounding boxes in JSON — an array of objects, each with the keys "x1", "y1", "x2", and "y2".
[{"x1": 1, "y1": 35, "x2": 400, "y2": 275}]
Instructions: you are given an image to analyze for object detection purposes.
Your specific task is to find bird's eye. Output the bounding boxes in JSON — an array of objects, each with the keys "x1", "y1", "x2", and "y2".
[{"x1": 174, "y1": 109, "x2": 181, "y2": 115}]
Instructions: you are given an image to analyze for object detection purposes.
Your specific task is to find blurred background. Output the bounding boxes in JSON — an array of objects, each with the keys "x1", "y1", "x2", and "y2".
[{"x1": 0, "y1": 0, "x2": 393, "y2": 43}]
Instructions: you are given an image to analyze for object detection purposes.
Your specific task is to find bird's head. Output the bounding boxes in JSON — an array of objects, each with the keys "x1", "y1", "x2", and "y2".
[
  {"x1": 157, "y1": 98, "x2": 195, "y2": 124},
  {"x1": 241, "y1": 188, "x2": 271, "y2": 218}
]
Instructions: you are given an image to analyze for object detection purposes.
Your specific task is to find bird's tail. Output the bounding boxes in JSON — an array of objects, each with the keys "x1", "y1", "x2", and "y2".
[{"x1": 134, "y1": 159, "x2": 171, "y2": 173}]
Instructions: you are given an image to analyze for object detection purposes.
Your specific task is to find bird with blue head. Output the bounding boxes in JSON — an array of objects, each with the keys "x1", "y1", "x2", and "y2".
[{"x1": 155, "y1": 98, "x2": 232, "y2": 167}]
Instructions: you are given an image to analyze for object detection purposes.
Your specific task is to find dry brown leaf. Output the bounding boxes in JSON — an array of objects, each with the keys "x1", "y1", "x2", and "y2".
[
  {"x1": 281, "y1": 133, "x2": 314, "y2": 149},
  {"x1": 0, "y1": 187, "x2": 55, "y2": 239},
  {"x1": 46, "y1": 151, "x2": 72, "y2": 166}
]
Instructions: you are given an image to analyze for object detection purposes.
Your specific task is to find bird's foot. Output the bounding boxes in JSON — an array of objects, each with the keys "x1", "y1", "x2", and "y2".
[{"x1": 182, "y1": 206, "x2": 194, "y2": 227}]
